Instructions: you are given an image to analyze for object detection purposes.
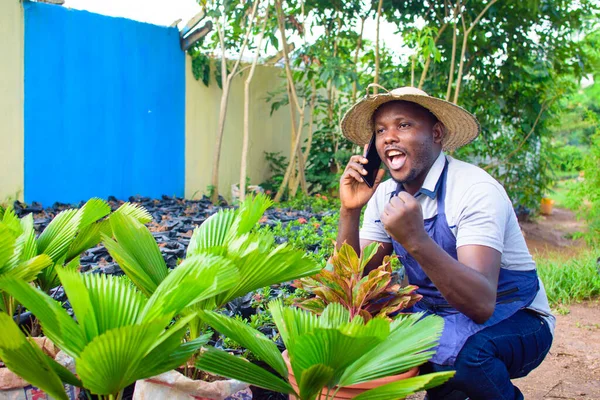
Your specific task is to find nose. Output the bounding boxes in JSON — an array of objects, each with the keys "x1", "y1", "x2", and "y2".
[{"x1": 382, "y1": 127, "x2": 398, "y2": 145}]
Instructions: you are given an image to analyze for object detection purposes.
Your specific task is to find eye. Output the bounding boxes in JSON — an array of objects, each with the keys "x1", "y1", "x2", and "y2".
[
  {"x1": 399, "y1": 122, "x2": 410, "y2": 128},
  {"x1": 375, "y1": 128, "x2": 385, "y2": 135}
]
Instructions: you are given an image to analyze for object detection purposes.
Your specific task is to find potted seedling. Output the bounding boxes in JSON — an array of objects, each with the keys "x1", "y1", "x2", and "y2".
[
  {"x1": 99, "y1": 194, "x2": 324, "y2": 398},
  {"x1": 294, "y1": 242, "x2": 422, "y2": 321},
  {"x1": 195, "y1": 301, "x2": 454, "y2": 400},
  {"x1": 0, "y1": 199, "x2": 153, "y2": 398},
  {"x1": 0, "y1": 247, "x2": 237, "y2": 400}
]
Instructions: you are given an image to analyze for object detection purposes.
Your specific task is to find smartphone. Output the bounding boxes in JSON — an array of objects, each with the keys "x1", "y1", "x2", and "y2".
[{"x1": 363, "y1": 134, "x2": 382, "y2": 188}]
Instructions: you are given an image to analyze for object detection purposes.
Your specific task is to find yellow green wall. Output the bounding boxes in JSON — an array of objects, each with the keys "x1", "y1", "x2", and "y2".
[
  {"x1": 0, "y1": 1, "x2": 24, "y2": 203},
  {"x1": 185, "y1": 56, "x2": 301, "y2": 200}
]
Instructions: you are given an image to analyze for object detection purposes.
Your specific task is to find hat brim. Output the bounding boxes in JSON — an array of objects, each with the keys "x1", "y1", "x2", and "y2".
[{"x1": 341, "y1": 93, "x2": 481, "y2": 151}]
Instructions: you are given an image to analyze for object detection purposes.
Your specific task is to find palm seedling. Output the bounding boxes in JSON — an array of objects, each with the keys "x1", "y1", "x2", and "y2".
[
  {"x1": 0, "y1": 247, "x2": 239, "y2": 400},
  {"x1": 102, "y1": 193, "x2": 323, "y2": 339},
  {"x1": 196, "y1": 301, "x2": 455, "y2": 400},
  {"x1": 0, "y1": 198, "x2": 151, "y2": 318}
]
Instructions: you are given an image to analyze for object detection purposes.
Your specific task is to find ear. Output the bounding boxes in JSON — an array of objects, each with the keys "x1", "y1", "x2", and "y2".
[{"x1": 432, "y1": 122, "x2": 445, "y2": 145}]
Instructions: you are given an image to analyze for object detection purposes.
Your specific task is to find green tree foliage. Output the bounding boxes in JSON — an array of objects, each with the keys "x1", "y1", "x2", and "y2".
[{"x1": 190, "y1": 0, "x2": 598, "y2": 209}]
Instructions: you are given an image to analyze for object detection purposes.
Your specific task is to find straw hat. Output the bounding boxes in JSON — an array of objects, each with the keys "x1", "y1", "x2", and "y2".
[{"x1": 341, "y1": 86, "x2": 481, "y2": 151}]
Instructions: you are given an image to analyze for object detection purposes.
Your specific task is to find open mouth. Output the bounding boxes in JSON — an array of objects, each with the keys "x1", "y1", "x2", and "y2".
[{"x1": 385, "y1": 149, "x2": 407, "y2": 170}]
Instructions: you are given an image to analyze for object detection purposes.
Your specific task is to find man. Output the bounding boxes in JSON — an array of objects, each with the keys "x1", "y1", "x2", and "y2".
[{"x1": 337, "y1": 86, "x2": 554, "y2": 400}]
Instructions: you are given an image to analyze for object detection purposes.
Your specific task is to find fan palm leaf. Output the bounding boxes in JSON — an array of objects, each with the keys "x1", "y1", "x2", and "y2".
[
  {"x1": 337, "y1": 313, "x2": 443, "y2": 386},
  {"x1": 196, "y1": 302, "x2": 453, "y2": 400},
  {"x1": 0, "y1": 313, "x2": 81, "y2": 400},
  {"x1": 197, "y1": 348, "x2": 295, "y2": 394},
  {"x1": 197, "y1": 309, "x2": 288, "y2": 378},
  {"x1": 140, "y1": 253, "x2": 238, "y2": 321},
  {"x1": 352, "y1": 371, "x2": 456, "y2": 400},
  {"x1": 1, "y1": 206, "x2": 23, "y2": 237},
  {"x1": 102, "y1": 212, "x2": 168, "y2": 296},
  {"x1": 0, "y1": 275, "x2": 87, "y2": 356}
]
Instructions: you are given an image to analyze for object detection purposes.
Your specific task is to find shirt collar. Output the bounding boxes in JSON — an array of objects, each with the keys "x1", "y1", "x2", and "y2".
[
  {"x1": 418, "y1": 151, "x2": 446, "y2": 199},
  {"x1": 385, "y1": 151, "x2": 446, "y2": 199}
]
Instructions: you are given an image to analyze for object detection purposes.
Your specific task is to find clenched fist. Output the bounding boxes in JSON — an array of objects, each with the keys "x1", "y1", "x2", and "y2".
[{"x1": 381, "y1": 191, "x2": 429, "y2": 251}]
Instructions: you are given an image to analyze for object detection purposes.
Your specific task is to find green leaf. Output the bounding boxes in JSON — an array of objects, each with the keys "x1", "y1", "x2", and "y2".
[
  {"x1": 37, "y1": 209, "x2": 81, "y2": 262},
  {"x1": 57, "y1": 268, "x2": 147, "y2": 341},
  {"x1": 77, "y1": 198, "x2": 111, "y2": 228},
  {"x1": 103, "y1": 212, "x2": 168, "y2": 297},
  {"x1": 233, "y1": 194, "x2": 273, "y2": 236},
  {"x1": 216, "y1": 238, "x2": 322, "y2": 306},
  {"x1": 138, "y1": 330, "x2": 209, "y2": 379},
  {"x1": 338, "y1": 314, "x2": 444, "y2": 386},
  {"x1": 75, "y1": 322, "x2": 167, "y2": 395},
  {"x1": 141, "y1": 254, "x2": 238, "y2": 322},
  {"x1": 187, "y1": 209, "x2": 237, "y2": 257},
  {"x1": 0, "y1": 313, "x2": 69, "y2": 400},
  {"x1": 0, "y1": 276, "x2": 86, "y2": 357},
  {"x1": 0, "y1": 223, "x2": 17, "y2": 272},
  {"x1": 196, "y1": 348, "x2": 295, "y2": 394},
  {"x1": 269, "y1": 300, "x2": 319, "y2": 354},
  {"x1": 352, "y1": 371, "x2": 456, "y2": 400},
  {"x1": 298, "y1": 364, "x2": 334, "y2": 400},
  {"x1": 336, "y1": 243, "x2": 361, "y2": 275},
  {"x1": 18, "y1": 213, "x2": 38, "y2": 263},
  {"x1": 318, "y1": 302, "x2": 350, "y2": 328},
  {"x1": 292, "y1": 328, "x2": 382, "y2": 385},
  {"x1": 66, "y1": 221, "x2": 106, "y2": 262},
  {"x1": 2, "y1": 206, "x2": 23, "y2": 237},
  {"x1": 359, "y1": 242, "x2": 381, "y2": 271},
  {"x1": 9, "y1": 254, "x2": 53, "y2": 281},
  {"x1": 112, "y1": 202, "x2": 153, "y2": 224},
  {"x1": 198, "y1": 310, "x2": 288, "y2": 378},
  {"x1": 295, "y1": 297, "x2": 326, "y2": 315}
]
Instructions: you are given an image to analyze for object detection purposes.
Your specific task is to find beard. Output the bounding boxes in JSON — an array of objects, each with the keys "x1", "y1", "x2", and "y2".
[{"x1": 390, "y1": 140, "x2": 436, "y2": 186}]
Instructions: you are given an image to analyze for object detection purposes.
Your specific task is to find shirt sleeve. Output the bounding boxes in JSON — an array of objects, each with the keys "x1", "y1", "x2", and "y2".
[
  {"x1": 455, "y1": 182, "x2": 510, "y2": 253},
  {"x1": 359, "y1": 192, "x2": 392, "y2": 243}
]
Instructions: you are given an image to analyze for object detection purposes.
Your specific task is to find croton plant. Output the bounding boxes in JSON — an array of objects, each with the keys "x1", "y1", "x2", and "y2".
[{"x1": 294, "y1": 242, "x2": 422, "y2": 320}]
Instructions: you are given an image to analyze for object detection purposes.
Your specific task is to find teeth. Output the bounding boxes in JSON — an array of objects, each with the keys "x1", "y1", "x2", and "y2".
[{"x1": 387, "y1": 150, "x2": 403, "y2": 157}]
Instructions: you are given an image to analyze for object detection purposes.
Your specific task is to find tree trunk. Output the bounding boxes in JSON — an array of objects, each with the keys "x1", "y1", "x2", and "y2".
[
  {"x1": 210, "y1": 1, "x2": 261, "y2": 204},
  {"x1": 352, "y1": 17, "x2": 366, "y2": 102},
  {"x1": 452, "y1": 0, "x2": 498, "y2": 104},
  {"x1": 445, "y1": 16, "x2": 458, "y2": 101},
  {"x1": 274, "y1": 0, "x2": 307, "y2": 201},
  {"x1": 452, "y1": 18, "x2": 469, "y2": 104},
  {"x1": 240, "y1": 5, "x2": 269, "y2": 202},
  {"x1": 373, "y1": 0, "x2": 384, "y2": 94}
]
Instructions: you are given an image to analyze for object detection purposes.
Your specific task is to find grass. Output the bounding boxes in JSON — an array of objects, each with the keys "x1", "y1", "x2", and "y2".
[{"x1": 536, "y1": 248, "x2": 600, "y2": 307}]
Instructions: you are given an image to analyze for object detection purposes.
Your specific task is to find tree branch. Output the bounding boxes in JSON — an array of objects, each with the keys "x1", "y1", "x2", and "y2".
[{"x1": 484, "y1": 102, "x2": 548, "y2": 171}]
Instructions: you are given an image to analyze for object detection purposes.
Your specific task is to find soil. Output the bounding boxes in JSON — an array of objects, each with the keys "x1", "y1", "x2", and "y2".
[{"x1": 410, "y1": 207, "x2": 600, "y2": 400}]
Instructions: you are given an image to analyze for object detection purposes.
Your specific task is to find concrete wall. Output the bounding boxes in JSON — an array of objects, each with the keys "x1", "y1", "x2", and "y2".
[
  {"x1": 0, "y1": 0, "x2": 24, "y2": 203},
  {"x1": 185, "y1": 57, "x2": 297, "y2": 200}
]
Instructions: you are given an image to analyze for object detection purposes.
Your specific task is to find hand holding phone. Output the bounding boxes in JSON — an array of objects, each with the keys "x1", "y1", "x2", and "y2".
[{"x1": 362, "y1": 134, "x2": 382, "y2": 188}]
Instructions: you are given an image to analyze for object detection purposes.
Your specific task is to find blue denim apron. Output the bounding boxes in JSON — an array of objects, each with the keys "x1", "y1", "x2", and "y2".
[{"x1": 391, "y1": 159, "x2": 540, "y2": 365}]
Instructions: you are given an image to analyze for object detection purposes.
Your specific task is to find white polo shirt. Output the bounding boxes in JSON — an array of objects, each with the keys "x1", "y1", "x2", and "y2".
[{"x1": 360, "y1": 152, "x2": 555, "y2": 333}]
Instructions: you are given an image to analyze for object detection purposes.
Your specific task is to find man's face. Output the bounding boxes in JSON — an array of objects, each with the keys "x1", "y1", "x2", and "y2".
[{"x1": 372, "y1": 101, "x2": 443, "y2": 191}]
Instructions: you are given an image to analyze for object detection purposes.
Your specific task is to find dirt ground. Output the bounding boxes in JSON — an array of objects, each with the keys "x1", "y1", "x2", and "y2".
[
  {"x1": 409, "y1": 207, "x2": 600, "y2": 399},
  {"x1": 519, "y1": 208, "x2": 600, "y2": 399}
]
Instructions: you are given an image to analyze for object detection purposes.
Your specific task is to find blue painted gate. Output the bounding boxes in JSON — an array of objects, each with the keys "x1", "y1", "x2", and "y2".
[{"x1": 24, "y1": 2, "x2": 185, "y2": 205}]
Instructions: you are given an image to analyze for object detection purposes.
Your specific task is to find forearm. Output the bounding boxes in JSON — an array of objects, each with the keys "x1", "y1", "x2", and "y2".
[
  {"x1": 407, "y1": 237, "x2": 497, "y2": 323},
  {"x1": 336, "y1": 207, "x2": 362, "y2": 254}
]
